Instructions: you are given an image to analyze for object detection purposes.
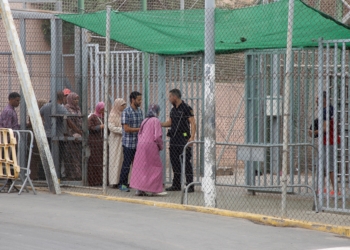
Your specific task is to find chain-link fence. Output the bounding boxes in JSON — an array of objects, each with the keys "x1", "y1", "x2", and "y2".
[{"x1": 2, "y1": 0, "x2": 350, "y2": 229}]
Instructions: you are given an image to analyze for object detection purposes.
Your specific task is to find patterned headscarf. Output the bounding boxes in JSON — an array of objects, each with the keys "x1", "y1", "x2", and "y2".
[
  {"x1": 94, "y1": 102, "x2": 105, "y2": 118},
  {"x1": 66, "y1": 92, "x2": 80, "y2": 112},
  {"x1": 147, "y1": 104, "x2": 160, "y2": 118}
]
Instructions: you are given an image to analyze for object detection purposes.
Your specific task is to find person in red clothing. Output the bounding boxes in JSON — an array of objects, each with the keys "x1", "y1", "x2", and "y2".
[{"x1": 309, "y1": 91, "x2": 340, "y2": 195}]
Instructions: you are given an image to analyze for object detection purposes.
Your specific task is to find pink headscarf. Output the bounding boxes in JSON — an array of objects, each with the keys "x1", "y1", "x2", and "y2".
[{"x1": 94, "y1": 102, "x2": 105, "y2": 118}]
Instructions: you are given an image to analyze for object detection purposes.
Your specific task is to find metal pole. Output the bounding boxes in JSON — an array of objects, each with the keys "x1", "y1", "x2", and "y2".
[
  {"x1": 180, "y1": 0, "x2": 184, "y2": 9},
  {"x1": 281, "y1": 0, "x2": 295, "y2": 217},
  {"x1": 142, "y1": 0, "x2": 149, "y2": 112},
  {"x1": 0, "y1": 0, "x2": 61, "y2": 194},
  {"x1": 81, "y1": 29, "x2": 89, "y2": 186},
  {"x1": 202, "y1": 0, "x2": 216, "y2": 208},
  {"x1": 78, "y1": 0, "x2": 84, "y2": 13},
  {"x1": 103, "y1": 5, "x2": 111, "y2": 195}
]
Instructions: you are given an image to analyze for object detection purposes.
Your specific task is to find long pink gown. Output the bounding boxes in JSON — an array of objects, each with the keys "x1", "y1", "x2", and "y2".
[{"x1": 130, "y1": 117, "x2": 164, "y2": 193}]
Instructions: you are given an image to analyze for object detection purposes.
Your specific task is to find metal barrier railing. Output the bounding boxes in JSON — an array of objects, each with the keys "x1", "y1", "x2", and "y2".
[
  {"x1": 180, "y1": 141, "x2": 319, "y2": 213},
  {"x1": 0, "y1": 130, "x2": 36, "y2": 194}
]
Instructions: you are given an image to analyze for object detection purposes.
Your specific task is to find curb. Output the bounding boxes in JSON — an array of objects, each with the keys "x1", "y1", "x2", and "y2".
[{"x1": 64, "y1": 191, "x2": 350, "y2": 238}]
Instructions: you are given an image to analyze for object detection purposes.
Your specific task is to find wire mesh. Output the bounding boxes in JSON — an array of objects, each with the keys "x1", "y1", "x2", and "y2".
[{"x1": 1, "y1": 0, "x2": 350, "y2": 228}]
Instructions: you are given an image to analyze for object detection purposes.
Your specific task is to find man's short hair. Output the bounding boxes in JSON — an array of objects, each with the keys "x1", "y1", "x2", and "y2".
[
  {"x1": 57, "y1": 91, "x2": 65, "y2": 101},
  {"x1": 130, "y1": 91, "x2": 142, "y2": 103},
  {"x1": 169, "y1": 89, "x2": 182, "y2": 99},
  {"x1": 8, "y1": 92, "x2": 21, "y2": 100}
]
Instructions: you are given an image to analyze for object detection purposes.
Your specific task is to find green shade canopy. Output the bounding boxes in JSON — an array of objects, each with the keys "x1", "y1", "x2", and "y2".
[{"x1": 58, "y1": 0, "x2": 350, "y2": 55}]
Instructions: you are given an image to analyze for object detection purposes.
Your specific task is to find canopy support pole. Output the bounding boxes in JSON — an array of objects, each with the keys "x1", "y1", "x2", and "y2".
[
  {"x1": 202, "y1": 0, "x2": 216, "y2": 208},
  {"x1": 281, "y1": 0, "x2": 295, "y2": 218},
  {"x1": 103, "y1": 5, "x2": 111, "y2": 195}
]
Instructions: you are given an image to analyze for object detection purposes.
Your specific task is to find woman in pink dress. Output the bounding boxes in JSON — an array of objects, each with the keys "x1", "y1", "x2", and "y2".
[{"x1": 130, "y1": 104, "x2": 165, "y2": 196}]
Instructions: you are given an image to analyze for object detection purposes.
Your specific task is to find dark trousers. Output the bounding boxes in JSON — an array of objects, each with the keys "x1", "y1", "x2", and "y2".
[
  {"x1": 170, "y1": 145, "x2": 193, "y2": 188},
  {"x1": 119, "y1": 146, "x2": 136, "y2": 186}
]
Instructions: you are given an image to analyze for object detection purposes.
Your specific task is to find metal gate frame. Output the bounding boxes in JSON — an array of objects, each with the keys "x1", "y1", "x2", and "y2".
[
  {"x1": 318, "y1": 38, "x2": 350, "y2": 213},
  {"x1": 87, "y1": 45, "x2": 205, "y2": 185}
]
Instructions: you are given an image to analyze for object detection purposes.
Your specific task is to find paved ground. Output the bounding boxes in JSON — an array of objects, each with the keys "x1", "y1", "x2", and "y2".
[{"x1": 0, "y1": 191, "x2": 349, "y2": 250}]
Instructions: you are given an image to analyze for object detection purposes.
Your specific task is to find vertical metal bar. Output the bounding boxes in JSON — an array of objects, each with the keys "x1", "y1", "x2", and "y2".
[
  {"x1": 89, "y1": 47, "x2": 93, "y2": 112},
  {"x1": 281, "y1": 0, "x2": 295, "y2": 217},
  {"x1": 19, "y1": 17, "x2": 27, "y2": 181},
  {"x1": 127, "y1": 53, "x2": 130, "y2": 98},
  {"x1": 50, "y1": 17, "x2": 59, "y2": 181},
  {"x1": 94, "y1": 45, "x2": 100, "y2": 107},
  {"x1": 297, "y1": 50, "x2": 302, "y2": 193},
  {"x1": 111, "y1": 53, "x2": 115, "y2": 102},
  {"x1": 201, "y1": 0, "x2": 216, "y2": 207},
  {"x1": 101, "y1": 53, "x2": 105, "y2": 102},
  {"x1": 333, "y1": 43, "x2": 338, "y2": 208},
  {"x1": 137, "y1": 52, "x2": 141, "y2": 92},
  {"x1": 289, "y1": 50, "x2": 295, "y2": 191},
  {"x1": 341, "y1": 42, "x2": 346, "y2": 208},
  {"x1": 196, "y1": 57, "x2": 201, "y2": 179},
  {"x1": 19, "y1": 18, "x2": 26, "y2": 130},
  {"x1": 142, "y1": 0, "x2": 149, "y2": 112},
  {"x1": 318, "y1": 39, "x2": 324, "y2": 209},
  {"x1": 269, "y1": 54, "x2": 274, "y2": 185},
  {"x1": 257, "y1": 54, "x2": 261, "y2": 185},
  {"x1": 325, "y1": 42, "x2": 331, "y2": 208},
  {"x1": 132, "y1": 53, "x2": 135, "y2": 91},
  {"x1": 8, "y1": 55, "x2": 12, "y2": 93},
  {"x1": 158, "y1": 55, "x2": 167, "y2": 184},
  {"x1": 304, "y1": 50, "x2": 310, "y2": 189},
  {"x1": 276, "y1": 53, "x2": 281, "y2": 184},
  {"x1": 185, "y1": 58, "x2": 189, "y2": 101},
  {"x1": 75, "y1": 8, "x2": 83, "y2": 102},
  {"x1": 117, "y1": 53, "x2": 119, "y2": 98},
  {"x1": 348, "y1": 49, "x2": 350, "y2": 194},
  {"x1": 263, "y1": 54, "x2": 267, "y2": 186},
  {"x1": 122, "y1": 53, "x2": 125, "y2": 100},
  {"x1": 103, "y1": 6, "x2": 111, "y2": 195},
  {"x1": 81, "y1": 29, "x2": 89, "y2": 186},
  {"x1": 153, "y1": 54, "x2": 156, "y2": 103},
  {"x1": 311, "y1": 49, "x2": 316, "y2": 191},
  {"x1": 251, "y1": 55, "x2": 256, "y2": 186}
]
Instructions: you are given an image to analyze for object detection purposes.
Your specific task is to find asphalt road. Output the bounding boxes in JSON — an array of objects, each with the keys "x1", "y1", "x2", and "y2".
[{"x1": 0, "y1": 191, "x2": 349, "y2": 250}]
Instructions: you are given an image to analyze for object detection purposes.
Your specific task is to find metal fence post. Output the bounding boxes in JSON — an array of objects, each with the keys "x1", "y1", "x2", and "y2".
[
  {"x1": 0, "y1": 0, "x2": 61, "y2": 194},
  {"x1": 281, "y1": 0, "x2": 295, "y2": 217},
  {"x1": 103, "y1": 5, "x2": 111, "y2": 195},
  {"x1": 202, "y1": 0, "x2": 216, "y2": 208}
]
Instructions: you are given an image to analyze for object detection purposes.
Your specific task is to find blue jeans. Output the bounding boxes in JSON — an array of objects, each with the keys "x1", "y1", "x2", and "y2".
[{"x1": 119, "y1": 146, "x2": 136, "y2": 186}]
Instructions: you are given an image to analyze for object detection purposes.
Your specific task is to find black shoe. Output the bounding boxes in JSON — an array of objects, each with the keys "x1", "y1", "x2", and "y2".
[
  {"x1": 255, "y1": 170, "x2": 262, "y2": 176},
  {"x1": 165, "y1": 186, "x2": 181, "y2": 191},
  {"x1": 186, "y1": 186, "x2": 195, "y2": 193}
]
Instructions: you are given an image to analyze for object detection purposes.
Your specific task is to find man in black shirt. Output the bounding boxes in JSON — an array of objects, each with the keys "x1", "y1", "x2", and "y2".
[{"x1": 161, "y1": 89, "x2": 196, "y2": 192}]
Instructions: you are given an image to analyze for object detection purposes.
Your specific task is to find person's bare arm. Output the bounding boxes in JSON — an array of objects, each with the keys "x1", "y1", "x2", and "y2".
[
  {"x1": 188, "y1": 116, "x2": 196, "y2": 145},
  {"x1": 161, "y1": 118, "x2": 172, "y2": 128},
  {"x1": 123, "y1": 124, "x2": 140, "y2": 133}
]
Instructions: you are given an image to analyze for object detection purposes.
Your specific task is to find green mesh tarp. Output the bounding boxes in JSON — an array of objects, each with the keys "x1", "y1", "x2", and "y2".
[{"x1": 58, "y1": 0, "x2": 350, "y2": 55}]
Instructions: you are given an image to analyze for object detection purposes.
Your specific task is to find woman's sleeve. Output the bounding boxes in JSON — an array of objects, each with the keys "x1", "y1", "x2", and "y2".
[
  {"x1": 154, "y1": 119, "x2": 163, "y2": 151},
  {"x1": 108, "y1": 116, "x2": 122, "y2": 134},
  {"x1": 88, "y1": 116, "x2": 100, "y2": 133}
]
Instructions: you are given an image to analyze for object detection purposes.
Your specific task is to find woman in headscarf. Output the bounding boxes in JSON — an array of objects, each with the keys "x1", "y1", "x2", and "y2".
[
  {"x1": 108, "y1": 98, "x2": 127, "y2": 188},
  {"x1": 130, "y1": 104, "x2": 165, "y2": 196},
  {"x1": 65, "y1": 92, "x2": 82, "y2": 180},
  {"x1": 87, "y1": 102, "x2": 105, "y2": 186}
]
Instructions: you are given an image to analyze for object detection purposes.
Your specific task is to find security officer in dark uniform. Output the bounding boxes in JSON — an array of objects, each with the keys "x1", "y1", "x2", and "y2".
[{"x1": 161, "y1": 89, "x2": 196, "y2": 192}]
